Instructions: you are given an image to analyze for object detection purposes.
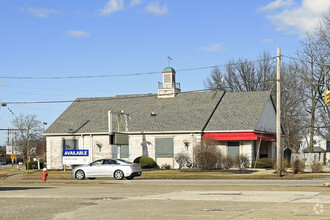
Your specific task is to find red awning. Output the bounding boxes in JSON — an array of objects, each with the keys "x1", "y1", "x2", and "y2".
[{"x1": 202, "y1": 132, "x2": 276, "y2": 142}]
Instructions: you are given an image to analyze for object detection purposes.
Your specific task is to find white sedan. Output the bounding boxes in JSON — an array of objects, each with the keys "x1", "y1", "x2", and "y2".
[{"x1": 72, "y1": 159, "x2": 142, "y2": 180}]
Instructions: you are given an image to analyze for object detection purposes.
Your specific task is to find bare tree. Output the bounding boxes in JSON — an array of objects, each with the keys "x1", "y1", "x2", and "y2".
[
  {"x1": 12, "y1": 114, "x2": 42, "y2": 164},
  {"x1": 314, "y1": 11, "x2": 330, "y2": 140},
  {"x1": 281, "y1": 62, "x2": 307, "y2": 152},
  {"x1": 204, "y1": 51, "x2": 276, "y2": 93},
  {"x1": 297, "y1": 11, "x2": 329, "y2": 151}
]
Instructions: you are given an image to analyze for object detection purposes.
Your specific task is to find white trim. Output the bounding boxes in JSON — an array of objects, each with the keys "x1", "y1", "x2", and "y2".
[
  {"x1": 44, "y1": 130, "x2": 203, "y2": 136},
  {"x1": 44, "y1": 130, "x2": 280, "y2": 137},
  {"x1": 129, "y1": 131, "x2": 202, "y2": 135},
  {"x1": 203, "y1": 130, "x2": 255, "y2": 133},
  {"x1": 44, "y1": 132, "x2": 111, "y2": 136}
]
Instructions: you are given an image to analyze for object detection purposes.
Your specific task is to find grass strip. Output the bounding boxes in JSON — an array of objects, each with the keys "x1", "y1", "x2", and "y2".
[
  {"x1": 0, "y1": 166, "x2": 21, "y2": 179},
  {"x1": 21, "y1": 169, "x2": 330, "y2": 180}
]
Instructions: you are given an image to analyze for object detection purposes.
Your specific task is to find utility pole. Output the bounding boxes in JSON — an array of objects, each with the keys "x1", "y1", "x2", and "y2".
[
  {"x1": 276, "y1": 47, "x2": 282, "y2": 177},
  {"x1": 11, "y1": 129, "x2": 14, "y2": 166}
]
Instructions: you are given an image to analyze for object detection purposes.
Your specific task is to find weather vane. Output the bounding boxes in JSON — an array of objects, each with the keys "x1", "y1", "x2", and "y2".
[{"x1": 167, "y1": 56, "x2": 172, "y2": 66}]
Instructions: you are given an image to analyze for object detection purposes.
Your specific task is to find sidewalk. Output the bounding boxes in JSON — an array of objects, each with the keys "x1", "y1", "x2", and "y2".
[{"x1": 249, "y1": 168, "x2": 275, "y2": 175}]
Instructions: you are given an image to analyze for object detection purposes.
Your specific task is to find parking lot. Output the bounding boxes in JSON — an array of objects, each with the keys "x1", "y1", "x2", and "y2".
[{"x1": 1, "y1": 178, "x2": 330, "y2": 219}]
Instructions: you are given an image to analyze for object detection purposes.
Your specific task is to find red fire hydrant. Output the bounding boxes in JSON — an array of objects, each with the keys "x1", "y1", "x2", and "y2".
[{"x1": 42, "y1": 168, "x2": 48, "y2": 182}]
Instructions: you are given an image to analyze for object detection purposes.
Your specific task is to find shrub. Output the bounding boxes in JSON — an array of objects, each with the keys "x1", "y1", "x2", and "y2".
[
  {"x1": 175, "y1": 152, "x2": 191, "y2": 169},
  {"x1": 252, "y1": 158, "x2": 273, "y2": 168},
  {"x1": 311, "y1": 161, "x2": 323, "y2": 173},
  {"x1": 27, "y1": 161, "x2": 44, "y2": 170},
  {"x1": 161, "y1": 164, "x2": 171, "y2": 169},
  {"x1": 138, "y1": 156, "x2": 157, "y2": 169},
  {"x1": 292, "y1": 159, "x2": 305, "y2": 174},
  {"x1": 133, "y1": 156, "x2": 142, "y2": 164},
  {"x1": 194, "y1": 140, "x2": 220, "y2": 170},
  {"x1": 222, "y1": 156, "x2": 234, "y2": 170},
  {"x1": 236, "y1": 154, "x2": 249, "y2": 171}
]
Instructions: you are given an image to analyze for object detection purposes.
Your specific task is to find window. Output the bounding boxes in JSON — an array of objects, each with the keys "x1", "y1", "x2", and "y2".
[
  {"x1": 111, "y1": 145, "x2": 117, "y2": 158},
  {"x1": 120, "y1": 145, "x2": 129, "y2": 158},
  {"x1": 227, "y1": 142, "x2": 239, "y2": 157},
  {"x1": 155, "y1": 138, "x2": 174, "y2": 158},
  {"x1": 327, "y1": 141, "x2": 330, "y2": 152},
  {"x1": 110, "y1": 160, "x2": 118, "y2": 164},
  {"x1": 111, "y1": 145, "x2": 129, "y2": 158},
  {"x1": 62, "y1": 139, "x2": 78, "y2": 150},
  {"x1": 91, "y1": 160, "x2": 103, "y2": 166},
  {"x1": 102, "y1": 159, "x2": 111, "y2": 165},
  {"x1": 103, "y1": 159, "x2": 118, "y2": 165}
]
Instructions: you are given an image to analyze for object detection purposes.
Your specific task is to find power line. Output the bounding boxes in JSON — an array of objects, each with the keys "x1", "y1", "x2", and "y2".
[
  {"x1": 2, "y1": 81, "x2": 276, "y2": 105},
  {"x1": 0, "y1": 55, "x2": 327, "y2": 81},
  {"x1": 0, "y1": 57, "x2": 277, "y2": 80},
  {"x1": 282, "y1": 55, "x2": 329, "y2": 67}
]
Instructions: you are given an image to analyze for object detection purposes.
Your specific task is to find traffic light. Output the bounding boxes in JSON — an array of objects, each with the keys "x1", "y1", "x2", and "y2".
[{"x1": 325, "y1": 90, "x2": 330, "y2": 104}]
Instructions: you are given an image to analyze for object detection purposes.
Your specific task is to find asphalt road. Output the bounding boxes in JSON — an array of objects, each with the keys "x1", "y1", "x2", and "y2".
[{"x1": 1, "y1": 179, "x2": 330, "y2": 219}]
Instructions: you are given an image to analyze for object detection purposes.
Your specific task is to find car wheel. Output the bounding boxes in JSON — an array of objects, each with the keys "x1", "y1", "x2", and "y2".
[
  {"x1": 88, "y1": 178, "x2": 96, "y2": 180},
  {"x1": 126, "y1": 176, "x2": 134, "y2": 180},
  {"x1": 75, "y1": 170, "x2": 85, "y2": 180},
  {"x1": 114, "y1": 170, "x2": 124, "y2": 180}
]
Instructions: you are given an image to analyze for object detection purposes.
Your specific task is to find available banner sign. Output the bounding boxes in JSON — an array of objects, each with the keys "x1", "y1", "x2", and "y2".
[{"x1": 62, "y1": 150, "x2": 89, "y2": 165}]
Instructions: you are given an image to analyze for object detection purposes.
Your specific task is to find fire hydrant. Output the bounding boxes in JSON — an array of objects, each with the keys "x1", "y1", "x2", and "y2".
[{"x1": 41, "y1": 168, "x2": 48, "y2": 182}]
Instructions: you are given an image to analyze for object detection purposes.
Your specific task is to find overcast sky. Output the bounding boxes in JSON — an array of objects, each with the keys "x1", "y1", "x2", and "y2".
[{"x1": 0, "y1": 0, "x2": 329, "y2": 145}]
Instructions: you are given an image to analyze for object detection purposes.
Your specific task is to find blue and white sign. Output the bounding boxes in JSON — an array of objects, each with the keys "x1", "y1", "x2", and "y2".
[
  {"x1": 63, "y1": 150, "x2": 89, "y2": 165},
  {"x1": 63, "y1": 150, "x2": 89, "y2": 156}
]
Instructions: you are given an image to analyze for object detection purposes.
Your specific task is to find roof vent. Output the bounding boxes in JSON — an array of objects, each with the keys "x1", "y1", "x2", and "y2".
[{"x1": 150, "y1": 112, "x2": 156, "y2": 116}]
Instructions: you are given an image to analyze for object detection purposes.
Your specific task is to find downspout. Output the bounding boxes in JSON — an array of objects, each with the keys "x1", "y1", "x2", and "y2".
[
  {"x1": 108, "y1": 110, "x2": 112, "y2": 158},
  {"x1": 201, "y1": 91, "x2": 226, "y2": 136},
  {"x1": 90, "y1": 134, "x2": 93, "y2": 162},
  {"x1": 191, "y1": 133, "x2": 194, "y2": 167},
  {"x1": 81, "y1": 134, "x2": 84, "y2": 149}
]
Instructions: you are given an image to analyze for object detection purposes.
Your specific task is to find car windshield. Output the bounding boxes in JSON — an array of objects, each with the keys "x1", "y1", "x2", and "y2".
[{"x1": 116, "y1": 159, "x2": 133, "y2": 164}]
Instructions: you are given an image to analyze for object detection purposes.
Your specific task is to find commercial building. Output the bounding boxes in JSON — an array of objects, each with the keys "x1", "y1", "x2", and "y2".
[{"x1": 44, "y1": 66, "x2": 280, "y2": 169}]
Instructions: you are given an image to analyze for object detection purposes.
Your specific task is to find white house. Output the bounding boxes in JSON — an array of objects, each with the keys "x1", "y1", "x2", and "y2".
[
  {"x1": 44, "y1": 66, "x2": 282, "y2": 169},
  {"x1": 299, "y1": 134, "x2": 330, "y2": 153},
  {"x1": 292, "y1": 135, "x2": 330, "y2": 165}
]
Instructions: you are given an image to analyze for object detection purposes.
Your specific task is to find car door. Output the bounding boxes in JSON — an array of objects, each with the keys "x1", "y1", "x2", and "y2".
[
  {"x1": 87, "y1": 159, "x2": 104, "y2": 177},
  {"x1": 100, "y1": 159, "x2": 118, "y2": 177}
]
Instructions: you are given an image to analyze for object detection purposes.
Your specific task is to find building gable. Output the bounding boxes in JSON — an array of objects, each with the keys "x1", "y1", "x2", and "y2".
[
  {"x1": 255, "y1": 97, "x2": 277, "y2": 133},
  {"x1": 204, "y1": 91, "x2": 272, "y2": 132}
]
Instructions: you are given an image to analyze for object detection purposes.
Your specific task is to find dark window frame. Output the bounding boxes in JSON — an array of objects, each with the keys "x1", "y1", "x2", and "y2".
[{"x1": 62, "y1": 139, "x2": 78, "y2": 150}]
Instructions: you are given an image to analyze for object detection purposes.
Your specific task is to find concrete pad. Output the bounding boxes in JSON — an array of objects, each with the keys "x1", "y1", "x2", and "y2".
[{"x1": 130, "y1": 190, "x2": 330, "y2": 204}]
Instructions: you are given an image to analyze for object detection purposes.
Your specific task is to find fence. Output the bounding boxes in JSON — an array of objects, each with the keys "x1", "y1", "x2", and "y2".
[{"x1": 292, "y1": 153, "x2": 330, "y2": 165}]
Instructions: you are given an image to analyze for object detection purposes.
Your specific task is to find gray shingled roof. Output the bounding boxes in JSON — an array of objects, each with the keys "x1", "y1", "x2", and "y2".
[
  {"x1": 44, "y1": 91, "x2": 271, "y2": 134},
  {"x1": 204, "y1": 91, "x2": 271, "y2": 131}
]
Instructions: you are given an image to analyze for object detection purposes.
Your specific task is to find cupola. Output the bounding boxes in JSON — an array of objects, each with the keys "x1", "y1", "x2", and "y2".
[{"x1": 157, "y1": 66, "x2": 181, "y2": 98}]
